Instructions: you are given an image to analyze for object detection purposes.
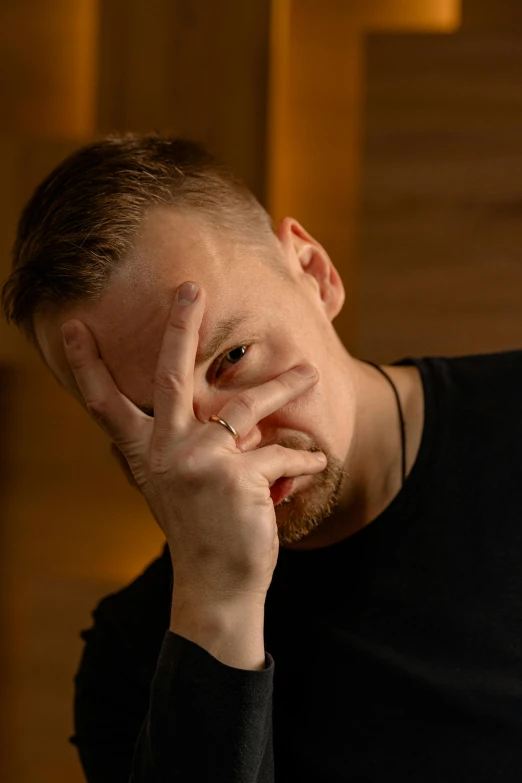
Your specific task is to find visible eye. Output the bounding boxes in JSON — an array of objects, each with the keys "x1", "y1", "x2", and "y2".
[{"x1": 216, "y1": 345, "x2": 249, "y2": 376}]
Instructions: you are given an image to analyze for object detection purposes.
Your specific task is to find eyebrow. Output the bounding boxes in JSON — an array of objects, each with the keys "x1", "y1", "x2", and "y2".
[
  {"x1": 196, "y1": 313, "x2": 249, "y2": 367},
  {"x1": 136, "y1": 313, "x2": 250, "y2": 416}
]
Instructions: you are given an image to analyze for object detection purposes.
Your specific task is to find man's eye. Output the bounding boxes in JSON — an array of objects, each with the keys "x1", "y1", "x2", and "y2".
[{"x1": 216, "y1": 345, "x2": 249, "y2": 375}]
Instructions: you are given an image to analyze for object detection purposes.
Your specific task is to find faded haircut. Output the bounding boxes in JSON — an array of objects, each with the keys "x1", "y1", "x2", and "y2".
[{"x1": 1, "y1": 133, "x2": 288, "y2": 345}]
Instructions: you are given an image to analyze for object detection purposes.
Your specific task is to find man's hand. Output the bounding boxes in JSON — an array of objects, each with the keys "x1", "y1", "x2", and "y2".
[
  {"x1": 61, "y1": 281, "x2": 326, "y2": 612},
  {"x1": 110, "y1": 442, "x2": 140, "y2": 490}
]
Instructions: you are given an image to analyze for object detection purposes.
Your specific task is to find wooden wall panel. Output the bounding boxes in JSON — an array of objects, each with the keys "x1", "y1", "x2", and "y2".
[
  {"x1": 357, "y1": 6, "x2": 522, "y2": 361},
  {"x1": 0, "y1": 367, "x2": 13, "y2": 777},
  {"x1": 97, "y1": 0, "x2": 270, "y2": 200},
  {"x1": 0, "y1": 0, "x2": 98, "y2": 137},
  {"x1": 462, "y1": 0, "x2": 522, "y2": 31},
  {"x1": 267, "y1": 0, "x2": 459, "y2": 350},
  {"x1": 0, "y1": 1, "x2": 102, "y2": 777}
]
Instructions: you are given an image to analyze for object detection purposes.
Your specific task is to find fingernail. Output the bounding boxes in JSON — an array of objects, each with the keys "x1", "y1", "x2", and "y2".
[
  {"x1": 176, "y1": 282, "x2": 198, "y2": 306},
  {"x1": 294, "y1": 364, "x2": 317, "y2": 377},
  {"x1": 314, "y1": 452, "x2": 327, "y2": 462},
  {"x1": 61, "y1": 322, "x2": 78, "y2": 348}
]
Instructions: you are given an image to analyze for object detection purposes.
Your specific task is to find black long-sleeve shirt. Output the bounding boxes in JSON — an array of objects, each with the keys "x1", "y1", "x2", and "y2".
[{"x1": 70, "y1": 351, "x2": 522, "y2": 781}]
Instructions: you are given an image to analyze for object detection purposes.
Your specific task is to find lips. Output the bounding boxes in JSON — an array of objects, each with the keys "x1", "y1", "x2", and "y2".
[{"x1": 270, "y1": 477, "x2": 295, "y2": 505}]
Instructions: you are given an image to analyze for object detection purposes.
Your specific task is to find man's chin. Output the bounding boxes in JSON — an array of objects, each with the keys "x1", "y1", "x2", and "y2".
[
  {"x1": 274, "y1": 482, "x2": 326, "y2": 545},
  {"x1": 274, "y1": 467, "x2": 346, "y2": 546}
]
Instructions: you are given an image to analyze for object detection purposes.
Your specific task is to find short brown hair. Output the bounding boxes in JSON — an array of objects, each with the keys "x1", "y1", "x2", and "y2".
[{"x1": 1, "y1": 133, "x2": 277, "y2": 344}]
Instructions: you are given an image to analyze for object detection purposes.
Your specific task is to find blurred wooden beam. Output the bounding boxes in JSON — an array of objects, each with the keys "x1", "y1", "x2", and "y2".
[
  {"x1": 0, "y1": 0, "x2": 98, "y2": 138},
  {"x1": 97, "y1": 0, "x2": 270, "y2": 201},
  {"x1": 267, "y1": 0, "x2": 461, "y2": 349}
]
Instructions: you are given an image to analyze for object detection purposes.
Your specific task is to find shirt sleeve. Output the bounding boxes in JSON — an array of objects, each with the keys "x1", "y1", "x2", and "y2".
[
  {"x1": 71, "y1": 620, "x2": 275, "y2": 783},
  {"x1": 130, "y1": 632, "x2": 274, "y2": 782}
]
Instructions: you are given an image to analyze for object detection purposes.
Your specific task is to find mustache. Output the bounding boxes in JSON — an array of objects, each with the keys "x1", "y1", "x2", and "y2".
[{"x1": 260, "y1": 433, "x2": 321, "y2": 453}]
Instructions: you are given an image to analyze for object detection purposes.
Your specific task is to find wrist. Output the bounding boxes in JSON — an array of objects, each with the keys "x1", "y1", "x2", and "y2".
[{"x1": 170, "y1": 590, "x2": 266, "y2": 670}]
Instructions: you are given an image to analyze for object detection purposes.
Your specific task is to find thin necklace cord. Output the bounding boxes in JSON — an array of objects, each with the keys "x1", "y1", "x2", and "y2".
[{"x1": 363, "y1": 361, "x2": 406, "y2": 487}]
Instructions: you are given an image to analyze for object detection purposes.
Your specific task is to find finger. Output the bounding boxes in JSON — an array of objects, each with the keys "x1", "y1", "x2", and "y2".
[
  {"x1": 209, "y1": 365, "x2": 319, "y2": 445},
  {"x1": 152, "y1": 282, "x2": 204, "y2": 441},
  {"x1": 243, "y1": 443, "x2": 327, "y2": 485},
  {"x1": 62, "y1": 319, "x2": 150, "y2": 447}
]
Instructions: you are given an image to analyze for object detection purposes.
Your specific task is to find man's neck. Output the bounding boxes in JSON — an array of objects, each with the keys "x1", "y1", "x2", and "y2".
[{"x1": 284, "y1": 361, "x2": 425, "y2": 551}]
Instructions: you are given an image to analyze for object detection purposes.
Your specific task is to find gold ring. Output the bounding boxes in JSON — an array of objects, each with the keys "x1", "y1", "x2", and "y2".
[{"x1": 208, "y1": 414, "x2": 239, "y2": 443}]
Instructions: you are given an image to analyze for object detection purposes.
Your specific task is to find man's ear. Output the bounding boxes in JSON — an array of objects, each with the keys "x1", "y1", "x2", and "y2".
[
  {"x1": 276, "y1": 216, "x2": 345, "y2": 321},
  {"x1": 110, "y1": 443, "x2": 140, "y2": 491}
]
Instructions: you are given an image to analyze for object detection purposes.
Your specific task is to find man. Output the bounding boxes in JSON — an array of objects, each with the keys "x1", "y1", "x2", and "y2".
[{"x1": 2, "y1": 133, "x2": 522, "y2": 783}]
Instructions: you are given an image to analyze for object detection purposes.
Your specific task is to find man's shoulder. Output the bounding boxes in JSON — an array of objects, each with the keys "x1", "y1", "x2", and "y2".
[
  {"x1": 71, "y1": 546, "x2": 172, "y2": 751},
  {"x1": 400, "y1": 348, "x2": 522, "y2": 397},
  {"x1": 427, "y1": 348, "x2": 522, "y2": 405},
  {"x1": 396, "y1": 349, "x2": 522, "y2": 440},
  {"x1": 438, "y1": 347, "x2": 522, "y2": 378},
  {"x1": 405, "y1": 349, "x2": 522, "y2": 451}
]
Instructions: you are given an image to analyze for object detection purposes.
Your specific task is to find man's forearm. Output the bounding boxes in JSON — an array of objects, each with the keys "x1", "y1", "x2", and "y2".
[{"x1": 170, "y1": 592, "x2": 267, "y2": 670}]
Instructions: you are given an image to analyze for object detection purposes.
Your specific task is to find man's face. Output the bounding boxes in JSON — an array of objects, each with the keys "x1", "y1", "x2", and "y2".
[{"x1": 35, "y1": 207, "x2": 352, "y2": 546}]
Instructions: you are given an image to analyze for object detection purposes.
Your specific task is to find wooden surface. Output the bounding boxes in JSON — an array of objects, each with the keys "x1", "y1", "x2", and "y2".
[
  {"x1": 97, "y1": 0, "x2": 270, "y2": 201},
  {"x1": 0, "y1": 0, "x2": 97, "y2": 137},
  {"x1": 357, "y1": 21, "x2": 522, "y2": 361},
  {"x1": 267, "y1": 0, "x2": 459, "y2": 348}
]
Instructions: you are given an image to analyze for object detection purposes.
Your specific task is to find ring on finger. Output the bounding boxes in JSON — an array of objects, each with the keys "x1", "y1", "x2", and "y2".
[{"x1": 208, "y1": 414, "x2": 240, "y2": 443}]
